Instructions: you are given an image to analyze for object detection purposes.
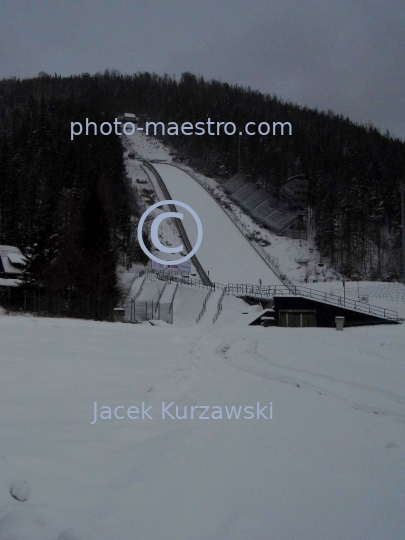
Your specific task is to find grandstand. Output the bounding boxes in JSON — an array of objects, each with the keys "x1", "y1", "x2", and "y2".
[
  {"x1": 250, "y1": 196, "x2": 280, "y2": 222},
  {"x1": 221, "y1": 172, "x2": 300, "y2": 235},
  {"x1": 261, "y1": 208, "x2": 298, "y2": 234},
  {"x1": 241, "y1": 188, "x2": 269, "y2": 212},
  {"x1": 230, "y1": 183, "x2": 259, "y2": 204},
  {"x1": 222, "y1": 173, "x2": 248, "y2": 194}
]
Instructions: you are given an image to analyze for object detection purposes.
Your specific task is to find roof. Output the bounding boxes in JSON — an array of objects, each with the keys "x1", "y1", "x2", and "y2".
[
  {"x1": 0, "y1": 278, "x2": 21, "y2": 287},
  {"x1": 280, "y1": 174, "x2": 309, "y2": 189},
  {"x1": 0, "y1": 246, "x2": 26, "y2": 275},
  {"x1": 0, "y1": 245, "x2": 22, "y2": 255},
  {"x1": 7, "y1": 253, "x2": 26, "y2": 266},
  {"x1": 246, "y1": 309, "x2": 276, "y2": 325}
]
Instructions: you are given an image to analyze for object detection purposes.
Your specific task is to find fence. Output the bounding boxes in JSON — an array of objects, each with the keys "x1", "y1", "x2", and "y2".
[
  {"x1": 273, "y1": 285, "x2": 398, "y2": 321},
  {"x1": 196, "y1": 288, "x2": 213, "y2": 323},
  {"x1": 0, "y1": 289, "x2": 118, "y2": 321},
  {"x1": 213, "y1": 287, "x2": 228, "y2": 323},
  {"x1": 223, "y1": 283, "x2": 398, "y2": 321},
  {"x1": 226, "y1": 283, "x2": 282, "y2": 297},
  {"x1": 125, "y1": 270, "x2": 399, "y2": 322},
  {"x1": 156, "y1": 271, "x2": 214, "y2": 291},
  {"x1": 169, "y1": 282, "x2": 179, "y2": 315},
  {"x1": 344, "y1": 283, "x2": 405, "y2": 302},
  {"x1": 129, "y1": 300, "x2": 173, "y2": 324}
]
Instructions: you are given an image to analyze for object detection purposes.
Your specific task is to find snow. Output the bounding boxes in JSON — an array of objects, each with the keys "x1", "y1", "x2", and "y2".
[
  {"x1": 167, "y1": 165, "x2": 335, "y2": 284},
  {"x1": 172, "y1": 285, "x2": 208, "y2": 325},
  {"x1": 6, "y1": 253, "x2": 26, "y2": 267},
  {"x1": 0, "y1": 247, "x2": 25, "y2": 276},
  {"x1": 135, "y1": 280, "x2": 163, "y2": 302},
  {"x1": 151, "y1": 163, "x2": 284, "y2": 286},
  {"x1": 9, "y1": 480, "x2": 30, "y2": 502},
  {"x1": 0, "y1": 279, "x2": 21, "y2": 288},
  {"x1": 1, "y1": 306, "x2": 404, "y2": 539}
]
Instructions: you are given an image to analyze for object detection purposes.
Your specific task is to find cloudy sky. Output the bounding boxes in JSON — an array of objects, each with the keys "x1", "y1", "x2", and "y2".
[{"x1": 1, "y1": 0, "x2": 404, "y2": 139}]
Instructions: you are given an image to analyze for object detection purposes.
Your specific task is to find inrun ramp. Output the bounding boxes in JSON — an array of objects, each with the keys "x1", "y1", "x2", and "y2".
[{"x1": 151, "y1": 163, "x2": 283, "y2": 286}]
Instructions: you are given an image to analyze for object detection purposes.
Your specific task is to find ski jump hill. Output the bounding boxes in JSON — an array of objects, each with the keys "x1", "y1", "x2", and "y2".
[
  {"x1": 145, "y1": 162, "x2": 284, "y2": 287},
  {"x1": 139, "y1": 161, "x2": 399, "y2": 326}
]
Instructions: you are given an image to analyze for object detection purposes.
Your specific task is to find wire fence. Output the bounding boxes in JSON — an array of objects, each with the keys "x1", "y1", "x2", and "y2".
[
  {"x1": 344, "y1": 283, "x2": 405, "y2": 302},
  {"x1": 129, "y1": 300, "x2": 173, "y2": 324},
  {"x1": 0, "y1": 289, "x2": 118, "y2": 321}
]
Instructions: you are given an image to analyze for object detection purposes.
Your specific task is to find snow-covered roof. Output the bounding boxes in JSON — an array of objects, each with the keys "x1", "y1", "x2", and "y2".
[
  {"x1": 7, "y1": 253, "x2": 26, "y2": 266},
  {"x1": 0, "y1": 245, "x2": 22, "y2": 255},
  {"x1": 0, "y1": 246, "x2": 25, "y2": 275},
  {"x1": 0, "y1": 278, "x2": 21, "y2": 287}
]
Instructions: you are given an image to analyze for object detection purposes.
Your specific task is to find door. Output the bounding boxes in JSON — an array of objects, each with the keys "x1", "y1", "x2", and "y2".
[{"x1": 301, "y1": 312, "x2": 316, "y2": 327}]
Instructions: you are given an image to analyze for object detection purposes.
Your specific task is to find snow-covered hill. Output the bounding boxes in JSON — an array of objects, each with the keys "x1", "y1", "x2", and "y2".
[{"x1": 124, "y1": 130, "x2": 338, "y2": 285}]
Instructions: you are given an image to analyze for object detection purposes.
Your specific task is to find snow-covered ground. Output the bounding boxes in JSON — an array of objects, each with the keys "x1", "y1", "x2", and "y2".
[{"x1": 1, "y1": 307, "x2": 404, "y2": 539}]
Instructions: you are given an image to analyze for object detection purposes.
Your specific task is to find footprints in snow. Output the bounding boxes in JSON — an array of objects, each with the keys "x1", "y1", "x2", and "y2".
[{"x1": 9, "y1": 480, "x2": 30, "y2": 502}]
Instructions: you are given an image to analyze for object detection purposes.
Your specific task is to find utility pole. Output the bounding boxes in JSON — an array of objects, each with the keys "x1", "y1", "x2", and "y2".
[{"x1": 401, "y1": 183, "x2": 405, "y2": 285}]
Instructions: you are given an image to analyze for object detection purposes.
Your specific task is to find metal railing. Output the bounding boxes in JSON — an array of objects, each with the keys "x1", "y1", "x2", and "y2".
[
  {"x1": 156, "y1": 271, "x2": 213, "y2": 291},
  {"x1": 196, "y1": 288, "x2": 213, "y2": 323},
  {"x1": 275, "y1": 285, "x2": 398, "y2": 321},
  {"x1": 169, "y1": 282, "x2": 179, "y2": 314},
  {"x1": 224, "y1": 283, "x2": 398, "y2": 321},
  {"x1": 155, "y1": 281, "x2": 167, "y2": 313},
  {"x1": 133, "y1": 276, "x2": 146, "y2": 300},
  {"x1": 144, "y1": 271, "x2": 399, "y2": 322},
  {"x1": 213, "y1": 287, "x2": 228, "y2": 323},
  {"x1": 120, "y1": 269, "x2": 145, "y2": 300},
  {"x1": 226, "y1": 283, "x2": 282, "y2": 297}
]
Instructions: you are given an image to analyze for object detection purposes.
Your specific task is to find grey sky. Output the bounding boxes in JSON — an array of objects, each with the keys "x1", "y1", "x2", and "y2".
[{"x1": 1, "y1": 0, "x2": 404, "y2": 139}]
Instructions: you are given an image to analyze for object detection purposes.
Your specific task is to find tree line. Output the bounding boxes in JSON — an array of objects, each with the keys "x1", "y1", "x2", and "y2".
[{"x1": 0, "y1": 70, "x2": 404, "y2": 298}]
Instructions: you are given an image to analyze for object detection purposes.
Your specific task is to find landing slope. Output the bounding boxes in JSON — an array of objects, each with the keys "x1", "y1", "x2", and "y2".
[{"x1": 153, "y1": 163, "x2": 283, "y2": 285}]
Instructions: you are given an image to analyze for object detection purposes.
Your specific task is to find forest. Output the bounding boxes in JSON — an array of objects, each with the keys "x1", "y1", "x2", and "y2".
[{"x1": 0, "y1": 71, "x2": 404, "y2": 312}]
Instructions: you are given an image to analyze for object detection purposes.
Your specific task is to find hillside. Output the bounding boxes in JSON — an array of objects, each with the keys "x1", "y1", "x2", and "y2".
[{"x1": 0, "y1": 72, "x2": 404, "y2": 290}]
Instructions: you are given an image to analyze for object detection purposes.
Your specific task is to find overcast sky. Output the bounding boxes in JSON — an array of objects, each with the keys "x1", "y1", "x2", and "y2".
[{"x1": 1, "y1": 0, "x2": 404, "y2": 139}]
